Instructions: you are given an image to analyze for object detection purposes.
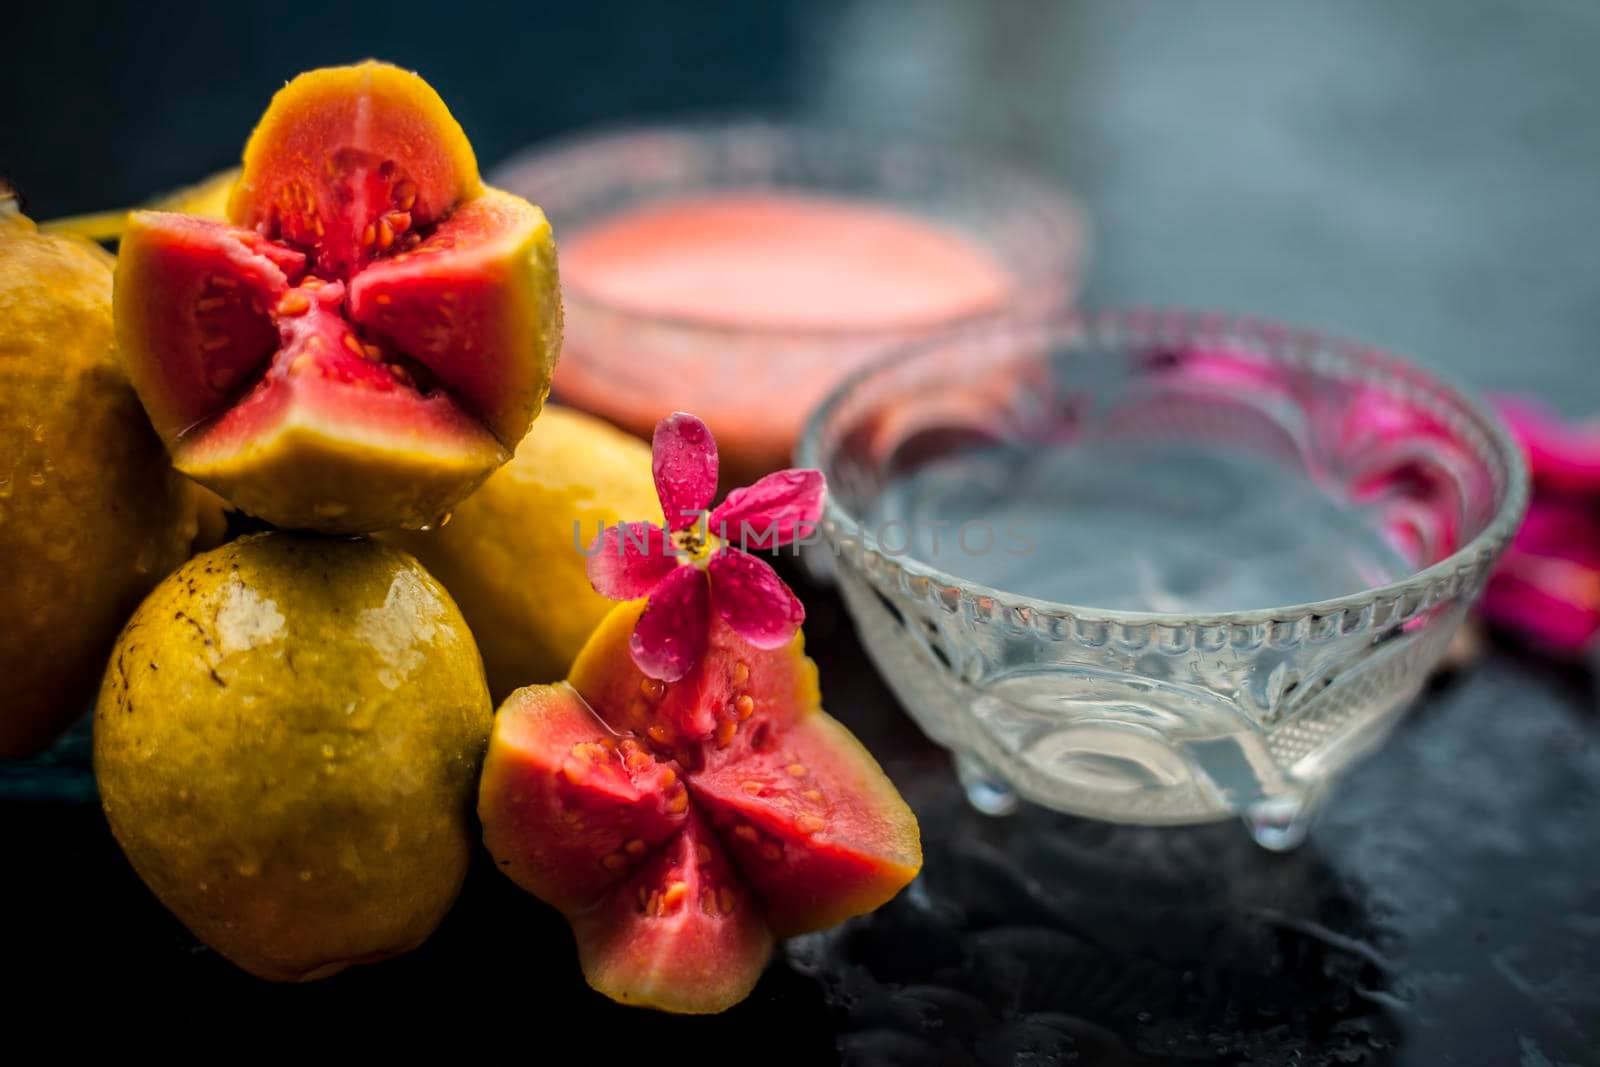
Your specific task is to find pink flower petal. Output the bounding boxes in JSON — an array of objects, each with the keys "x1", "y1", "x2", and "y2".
[
  {"x1": 1164, "y1": 346, "x2": 1297, "y2": 396},
  {"x1": 709, "y1": 469, "x2": 825, "y2": 550},
  {"x1": 1514, "y1": 495, "x2": 1600, "y2": 566},
  {"x1": 586, "y1": 521, "x2": 679, "y2": 601},
  {"x1": 1474, "y1": 397, "x2": 1600, "y2": 655},
  {"x1": 1482, "y1": 557, "x2": 1600, "y2": 654},
  {"x1": 629, "y1": 564, "x2": 711, "y2": 681},
  {"x1": 1481, "y1": 495, "x2": 1600, "y2": 655},
  {"x1": 707, "y1": 548, "x2": 805, "y2": 650},
  {"x1": 1492, "y1": 395, "x2": 1600, "y2": 494},
  {"x1": 653, "y1": 412, "x2": 719, "y2": 532}
]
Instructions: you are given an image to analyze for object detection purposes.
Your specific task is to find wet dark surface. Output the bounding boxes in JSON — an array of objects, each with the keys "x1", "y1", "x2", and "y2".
[
  {"x1": 5, "y1": 1, "x2": 1600, "y2": 1061},
  {"x1": 3, "y1": 575, "x2": 1597, "y2": 1064}
]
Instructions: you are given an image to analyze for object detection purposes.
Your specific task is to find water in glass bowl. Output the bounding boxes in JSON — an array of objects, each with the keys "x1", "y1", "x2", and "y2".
[
  {"x1": 811, "y1": 315, "x2": 1522, "y2": 846},
  {"x1": 874, "y1": 438, "x2": 1415, "y2": 614}
]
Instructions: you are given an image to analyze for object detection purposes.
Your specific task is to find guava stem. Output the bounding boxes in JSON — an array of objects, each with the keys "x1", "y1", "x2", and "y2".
[
  {"x1": 40, "y1": 167, "x2": 239, "y2": 244},
  {"x1": 39, "y1": 208, "x2": 132, "y2": 242}
]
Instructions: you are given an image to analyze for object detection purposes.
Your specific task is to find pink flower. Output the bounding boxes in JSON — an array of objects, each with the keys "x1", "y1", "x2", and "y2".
[
  {"x1": 586, "y1": 412, "x2": 825, "y2": 682},
  {"x1": 1495, "y1": 396, "x2": 1600, "y2": 496},
  {"x1": 1480, "y1": 396, "x2": 1600, "y2": 656}
]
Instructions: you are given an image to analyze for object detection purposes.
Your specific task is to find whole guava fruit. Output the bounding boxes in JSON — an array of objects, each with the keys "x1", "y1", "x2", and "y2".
[
  {"x1": 386, "y1": 404, "x2": 663, "y2": 698},
  {"x1": 94, "y1": 533, "x2": 492, "y2": 981},
  {"x1": 0, "y1": 192, "x2": 198, "y2": 757}
]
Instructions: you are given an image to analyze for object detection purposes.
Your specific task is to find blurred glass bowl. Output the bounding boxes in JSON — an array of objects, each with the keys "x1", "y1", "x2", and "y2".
[
  {"x1": 798, "y1": 310, "x2": 1527, "y2": 848},
  {"x1": 493, "y1": 121, "x2": 1086, "y2": 479}
]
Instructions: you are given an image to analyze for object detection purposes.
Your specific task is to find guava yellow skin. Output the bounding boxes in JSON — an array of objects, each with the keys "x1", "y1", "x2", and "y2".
[
  {"x1": 0, "y1": 200, "x2": 198, "y2": 757},
  {"x1": 94, "y1": 534, "x2": 492, "y2": 981},
  {"x1": 387, "y1": 404, "x2": 662, "y2": 698}
]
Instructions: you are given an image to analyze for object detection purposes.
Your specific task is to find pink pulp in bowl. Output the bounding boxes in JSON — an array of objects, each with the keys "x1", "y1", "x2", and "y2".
[
  {"x1": 553, "y1": 191, "x2": 1029, "y2": 478},
  {"x1": 493, "y1": 123, "x2": 1085, "y2": 480},
  {"x1": 560, "y1": 192, "x2": 1015, "y2": 330}
]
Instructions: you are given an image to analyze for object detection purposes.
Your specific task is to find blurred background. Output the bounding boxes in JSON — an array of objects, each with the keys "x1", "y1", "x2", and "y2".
[{"x1": 5, "y1": 0, "x2": 1598, "y2": 412}]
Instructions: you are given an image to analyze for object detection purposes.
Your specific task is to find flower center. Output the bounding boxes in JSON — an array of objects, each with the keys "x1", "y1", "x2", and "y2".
[{"x1": 671, "y1": 514, "x2": 713, "y2": 563}]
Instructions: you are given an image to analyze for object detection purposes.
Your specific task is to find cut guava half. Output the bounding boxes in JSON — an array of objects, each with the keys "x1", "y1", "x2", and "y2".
[
  {"x1": 114, "y1": 61, "x2": 561, "y2": 533},
  {"x1": 479, "y1": 602, "x2": 922, "y2": 1013}
]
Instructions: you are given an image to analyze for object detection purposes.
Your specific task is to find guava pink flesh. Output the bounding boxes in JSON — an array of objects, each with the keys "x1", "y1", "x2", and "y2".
[
  {"x1": 124, "y1": 208, "x2": 517, "y2": 456},
  {"x1": 178, "y1": 292, "x2": 494, "y2": 463},
  {"x1": 124, "y1": 215, "x2": 305, "y2": 439},
  {"x1": 692, "y1": 769, "x2": 902, "y2": 938},
  {"x1": 349, "y1": 264, "x2": 514, "y2": 443},
  {"x1": 275, "y1": 151, "x2": 414, "y2": 278},
  {"x1": 479, "y1": 685, "x2": 687, "y2": 915},
  {"x1": 347, "y1": 193, "x2": 538, "y2": 446},
  {"x1": 672, "y1": 708, "x2": 923, "y2": 938},
  {"x1": 570, "y1": 814, "x2": 772, "y2": 1012}
]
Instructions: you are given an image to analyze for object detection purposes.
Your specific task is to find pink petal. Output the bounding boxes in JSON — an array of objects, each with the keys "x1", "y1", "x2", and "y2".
[
  {"x1": 630, "y1": 564, "x2": 711, "y2": 682},
  {"x1": 1492, "y1": 395, "x2": 1600, "y2": 494},
  {"x1": 1481, "y1": 495, "x2": 1600, "y2": 655},
  {"x1": 1342, "y1": 386, "x2": 1451, "y2": 451},
  {"x1": 653, "y1": 412, "x2": 719, "y2": 531},
  {"x1": 1482, "y1": 556, "x2": 1600, "y2": 654},
  {"x1": 1514, "y1": 495, "x2": 1600, "y2": 566},
  {"x1": 1474, "y1": 399, "x2": 1600, "y2": 656},
  {"x1": 709, "y1": 469, "x2": 825, "y2": 550},
  {"x1": 1164, "y1": 346, "x2": 1296, "y2": 396},
  {"x1": 707, "y1": 548, "x2": 805, "y2": 650},
  {"x1": 586, "y1": 521, "x2": 679, "y2": 601}
]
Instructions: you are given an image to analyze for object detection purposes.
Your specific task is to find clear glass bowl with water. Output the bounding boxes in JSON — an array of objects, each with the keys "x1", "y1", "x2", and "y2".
[{"x1": 798, "y1": 310, "x2": 1528, "y2": 848}]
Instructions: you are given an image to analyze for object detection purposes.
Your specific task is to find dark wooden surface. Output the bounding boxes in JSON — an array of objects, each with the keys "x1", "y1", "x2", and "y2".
[{"x1": 4, "y1": 576, "x2": 1596, "y2": 1064}]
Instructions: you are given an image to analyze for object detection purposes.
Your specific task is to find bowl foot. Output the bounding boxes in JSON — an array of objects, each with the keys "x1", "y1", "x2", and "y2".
[
  {"x1": 1243, "y1": 790, "x2": 1319, "y2": 851},
  {"x1": 955, "y1": 753, "x2": 1019, "y2": 816}
]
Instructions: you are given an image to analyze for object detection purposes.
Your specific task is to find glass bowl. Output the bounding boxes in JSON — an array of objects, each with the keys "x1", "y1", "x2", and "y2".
[
  {"x1": 797, "y1": 309, "x2": 1528, "y2": 848},
  {"x1": 492, "y1": 121, "x2": 1086, "y2": 481}
]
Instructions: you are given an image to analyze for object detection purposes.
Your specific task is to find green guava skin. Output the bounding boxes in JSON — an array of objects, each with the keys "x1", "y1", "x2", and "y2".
[
  {"x1": 94, "y1": 533, "x2": 492, "y2": 981},
  {"x1": 0, "y1": 206, "x2": 197, "y2": 757}
]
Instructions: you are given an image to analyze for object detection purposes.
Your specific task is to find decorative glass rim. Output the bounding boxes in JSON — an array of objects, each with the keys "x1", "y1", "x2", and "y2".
[
  {"x1": 796, "y1": 308, "x2": 1531, "y2": 636},
  {"x1": 492, "y1": 118, "x2": 1089, "y2": 340}
]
